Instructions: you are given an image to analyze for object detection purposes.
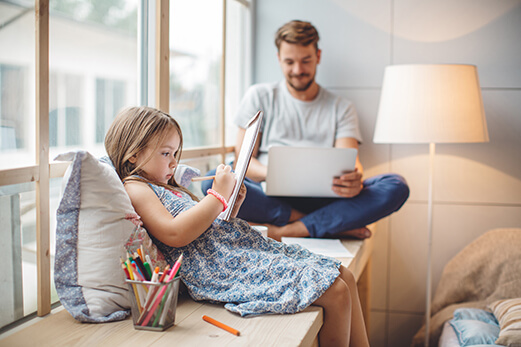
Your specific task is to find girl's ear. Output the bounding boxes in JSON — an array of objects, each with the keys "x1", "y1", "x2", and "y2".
[{"x1": 128, "y1": 154, "x2": 137, "y2": 164}]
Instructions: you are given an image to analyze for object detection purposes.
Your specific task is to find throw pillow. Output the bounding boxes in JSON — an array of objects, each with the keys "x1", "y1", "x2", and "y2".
[
  {"x1": 490, "y1": 298, "x2": 521, "y2": 347},
  {"x1": 54, "y1": 151, "x2": 134, "y2": 322},
  {"x1": 453, "y1": 308, "x2": 499, "y2": 326},
  {"x1": 449, "y1": 319, "x2": 500, "y2": 346}
]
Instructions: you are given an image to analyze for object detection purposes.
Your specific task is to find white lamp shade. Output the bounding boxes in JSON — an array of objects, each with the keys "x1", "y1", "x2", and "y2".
[{"x1": 373, "y1": 64, "x2": 489, "y2": 144}]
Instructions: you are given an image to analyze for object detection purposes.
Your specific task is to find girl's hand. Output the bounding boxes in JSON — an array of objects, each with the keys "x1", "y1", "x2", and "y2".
[
  {"x1": 230, "y1": 183, "x2": 247, "y2": 218},
  {"x1": 212, "y1": 164, "x2": 236, "y2": 201}
]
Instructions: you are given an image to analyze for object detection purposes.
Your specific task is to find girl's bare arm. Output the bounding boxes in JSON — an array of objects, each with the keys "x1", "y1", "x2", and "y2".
[{"x1": 125, "y1": 166, "x2": 236, "y2": 247}]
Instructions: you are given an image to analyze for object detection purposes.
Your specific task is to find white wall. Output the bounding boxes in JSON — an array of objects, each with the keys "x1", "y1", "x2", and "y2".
[{"x1": 252, "y1": 1, "x2": 521, "y2": 345}]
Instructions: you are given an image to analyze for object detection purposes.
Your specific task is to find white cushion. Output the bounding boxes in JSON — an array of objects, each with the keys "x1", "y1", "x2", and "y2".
[{"x1": 54, "y1": 151, "x2": 134, "y2": 322}]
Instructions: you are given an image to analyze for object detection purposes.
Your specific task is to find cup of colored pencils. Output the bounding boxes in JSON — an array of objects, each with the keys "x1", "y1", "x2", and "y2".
[{"x1": 122, "y1": 253, "x2": 183, "y2": 331}]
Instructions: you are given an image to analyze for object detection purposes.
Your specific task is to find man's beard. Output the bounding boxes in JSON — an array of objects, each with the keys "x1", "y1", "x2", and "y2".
[{"x1": 287, "y1": 74, "x2": 315, "y2": 92}]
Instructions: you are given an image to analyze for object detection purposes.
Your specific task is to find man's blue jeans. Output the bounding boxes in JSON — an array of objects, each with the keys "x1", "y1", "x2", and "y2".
[{"x1": 201, "y1": 172, "x2": 409, "y2": 238}]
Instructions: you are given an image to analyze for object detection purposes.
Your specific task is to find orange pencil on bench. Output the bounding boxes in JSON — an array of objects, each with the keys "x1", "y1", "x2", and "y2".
[
  {"x1": 202, "y1": 315, "x2": 240, "y2": 336},
  {"x1": 191, "y1": 175, "x2": 216, "y2": 182}
]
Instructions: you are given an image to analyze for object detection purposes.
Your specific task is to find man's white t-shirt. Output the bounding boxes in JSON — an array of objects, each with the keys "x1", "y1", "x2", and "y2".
[{"x1": 235, "y1": 81, "x2": 363, "y2": 166}]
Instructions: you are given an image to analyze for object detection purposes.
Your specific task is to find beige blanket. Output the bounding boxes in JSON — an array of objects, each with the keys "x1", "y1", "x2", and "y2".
[{"x1": 412, "y1": 228, "x2": 521, "y2": 347}]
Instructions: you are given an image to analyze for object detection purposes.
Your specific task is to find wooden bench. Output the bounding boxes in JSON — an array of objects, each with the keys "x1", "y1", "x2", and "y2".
[{"x1": 0, "y1": 237, "x2": 373, "y2": 347}]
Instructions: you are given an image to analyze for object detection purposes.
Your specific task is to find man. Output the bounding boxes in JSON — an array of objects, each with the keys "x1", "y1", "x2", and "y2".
[{"x1": 203, "y1": 20, "x2": 409, "y2": 241}]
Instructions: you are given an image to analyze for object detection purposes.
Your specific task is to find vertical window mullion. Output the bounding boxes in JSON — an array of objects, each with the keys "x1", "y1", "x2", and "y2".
[
  {"x1": 35, "y1": 0, "x2": 51, "y2": 316},
  {"x1": 138, "y1": 0, "x2": 149, "y2": 106},
  {"x1": 220, "y1": 0, "x2": 227, "y2": 163},
  {"x1": 156, "y1": 0, "x2": 169, "y2": 112}
]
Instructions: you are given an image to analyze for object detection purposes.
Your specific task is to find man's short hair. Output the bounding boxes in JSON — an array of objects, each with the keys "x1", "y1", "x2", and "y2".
[{"x1": 275, "y1": 20, "x2": 319, "y2": 52}]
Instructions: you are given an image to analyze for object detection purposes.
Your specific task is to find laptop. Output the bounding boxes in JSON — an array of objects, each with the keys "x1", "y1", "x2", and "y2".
[{"x1": 265, "y1": 146, "x2": 358, "y2": 197}]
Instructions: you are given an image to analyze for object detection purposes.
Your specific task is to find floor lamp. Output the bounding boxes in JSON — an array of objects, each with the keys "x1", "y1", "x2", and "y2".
[{"x1": 373, "y1": 64, "x2": 489, "y2": 347}]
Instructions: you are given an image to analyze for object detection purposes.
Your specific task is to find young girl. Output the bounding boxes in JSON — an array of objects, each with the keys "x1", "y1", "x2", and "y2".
[{"x1": 105, "y1": 106, "x2": 369, "y2": 347}]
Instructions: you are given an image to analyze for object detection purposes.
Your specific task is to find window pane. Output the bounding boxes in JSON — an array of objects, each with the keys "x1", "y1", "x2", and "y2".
[
  {"x1": 49, "y1": 0, "x2": 139, "y2": 160},
  {"x1": 0, "y1": 2, "x2": 35, "y2": 169},
  {"x1": 49, "y1": 72, "x2": 84, "y2": 148},
  {"x1": 0, "y1": 179, "x2": 63, "y2": 329},
  {"x1": 225, "y1": 0, "x2": 252, "y2": 146},
  {"x1": 0, "y1": 182, "x2": 45, "y2": 329},
  {"x1": 95, "y1": 78, "x2": 126, "y2": 143},
  {"x1": 170, "y1": 0, "x2": 223, "y2": 148}
]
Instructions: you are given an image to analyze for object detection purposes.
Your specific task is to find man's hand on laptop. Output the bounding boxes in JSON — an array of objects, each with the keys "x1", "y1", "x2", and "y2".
[{"x1": 332, "y1": 169, "x2": 363, "y2": 198}]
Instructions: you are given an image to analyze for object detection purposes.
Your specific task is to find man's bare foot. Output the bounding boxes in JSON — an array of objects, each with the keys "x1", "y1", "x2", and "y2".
[
  {"x1": 266, "y1": 221, "x2": 310, "y2": 241},
  {"x1": 336, "y1": 227, "x2": 372, "y2": 240}
]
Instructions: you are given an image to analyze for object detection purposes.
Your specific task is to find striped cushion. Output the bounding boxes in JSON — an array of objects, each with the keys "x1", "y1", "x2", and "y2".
[{"x1": 490, "y1": 298, "x2": 521, "y2": 346}]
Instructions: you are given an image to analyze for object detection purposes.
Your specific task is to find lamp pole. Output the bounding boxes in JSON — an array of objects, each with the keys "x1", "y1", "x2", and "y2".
[{"x1": 425, "y1": 142, "x2": 435, "y2": 347}]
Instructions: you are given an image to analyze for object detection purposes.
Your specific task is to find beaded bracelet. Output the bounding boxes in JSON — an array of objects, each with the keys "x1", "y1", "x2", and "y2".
[{"x1": 206, "y1": 189, "x2": 228, "y2": 212}]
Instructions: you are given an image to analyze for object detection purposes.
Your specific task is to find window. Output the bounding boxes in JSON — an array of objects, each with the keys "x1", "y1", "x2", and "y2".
[
  {"x1": 0, "y1": 0, "x2": 35, "y2": 170},
  {"x1": 48, "y1": 0, "x2": 138, "y2": 159},
  {"x1": 0, "y1": 0, "x2": 139, "y2": 328},
  {"x1": 0, "y1": 0, "x2": 252, "y2": 330},
  {"x1": 225, "y1": 0, "x2": 252, "y2": 146},
  {"x1": 0, "y1": 65, "x2": 28, "y2": 152},
  {"x1": 169, "y1": 0, "x2": 224, "y2": 149},
  {"x1": 96, "y1": 78, "x2": 126, "y2": 143},
  {"x1": 0, "y1": 182, "x2": 37, "y2": 328},
  {"x1": 49, "y1": 72, "x2": 84, "y2": 148}
]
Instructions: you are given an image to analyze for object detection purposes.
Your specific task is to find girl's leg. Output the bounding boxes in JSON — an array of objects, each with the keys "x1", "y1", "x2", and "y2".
[
  {"x1": 339, "y1": 266, "x2": 370, "y2": 347},
  {"x1": 313, "y1": 277, "x2": 352, "y2": 346}
]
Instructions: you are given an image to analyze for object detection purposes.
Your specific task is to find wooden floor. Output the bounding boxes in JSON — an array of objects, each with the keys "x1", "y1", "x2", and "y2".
[{"x1": 0, "y1": 236, "x2": 373, "y2": 347}]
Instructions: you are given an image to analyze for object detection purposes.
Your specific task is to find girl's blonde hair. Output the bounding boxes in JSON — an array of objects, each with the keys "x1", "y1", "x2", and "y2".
[{"x1": 104, "y1": 106, "x2": 197, "y2": 200}]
